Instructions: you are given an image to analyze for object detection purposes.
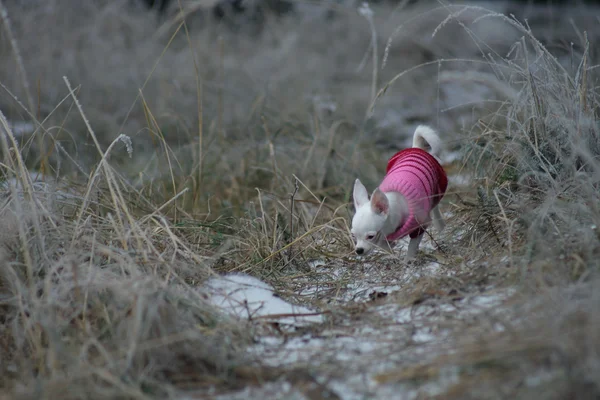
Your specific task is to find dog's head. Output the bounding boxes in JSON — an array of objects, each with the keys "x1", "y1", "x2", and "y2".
[{"x1": 350, "y1": 178, "x2": 389, "y2": 255}]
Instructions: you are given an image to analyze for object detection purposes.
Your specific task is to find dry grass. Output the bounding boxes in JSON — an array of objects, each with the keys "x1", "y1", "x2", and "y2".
[
  {"x1": 1, "y1": 0, "x2": 600, "y2": 398},
  {"x1": 363, "y1": 4, "x2": 600, "y2": 398}
]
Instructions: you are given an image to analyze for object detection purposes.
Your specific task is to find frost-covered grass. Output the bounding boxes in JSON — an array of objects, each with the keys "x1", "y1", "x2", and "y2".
[{"x1": 1, "y1": 0, "x2": 600, "y2": 398}]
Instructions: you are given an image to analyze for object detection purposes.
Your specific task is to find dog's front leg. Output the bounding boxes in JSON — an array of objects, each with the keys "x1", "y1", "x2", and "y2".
[
  {"x1": 406, "y1": 234, "x2": 423, "y2": 260},
  {"x1": 431, "y1": 205, "x2": 445, "y2": 232}
]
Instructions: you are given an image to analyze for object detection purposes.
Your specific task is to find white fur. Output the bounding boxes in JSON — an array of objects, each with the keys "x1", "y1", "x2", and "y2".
[
  {"x1": 412, "y1": 125, "x2": 442, "y2": 160},
  {"x1": 350, "y1": 125, "x2": 446, "y2": 261}
]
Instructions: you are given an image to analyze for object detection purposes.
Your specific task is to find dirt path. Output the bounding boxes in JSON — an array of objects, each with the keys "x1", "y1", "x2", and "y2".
[{"x1": 198, "y1": 157, "x2": 521, "y2": 399}]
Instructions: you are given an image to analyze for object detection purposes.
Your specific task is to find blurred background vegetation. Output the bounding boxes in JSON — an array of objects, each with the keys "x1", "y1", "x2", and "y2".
[{"x1": 1, "y1": 1, "x2": 600, "y2": 398}]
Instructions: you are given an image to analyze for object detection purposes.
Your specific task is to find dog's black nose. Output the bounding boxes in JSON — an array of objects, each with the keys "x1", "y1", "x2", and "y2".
[{"x1": 356, "y1": 248, "x2": 364, "y2": 255}]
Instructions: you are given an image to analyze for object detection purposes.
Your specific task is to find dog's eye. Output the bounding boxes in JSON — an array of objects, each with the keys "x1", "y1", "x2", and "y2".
[{"x1": 366, "y1": 234, "x2": 375, "y2": 240}]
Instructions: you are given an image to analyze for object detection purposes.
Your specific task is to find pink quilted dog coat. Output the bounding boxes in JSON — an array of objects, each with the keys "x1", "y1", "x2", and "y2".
[{"x1": 379, "y1": 148, "x2": 448, "y2": 241}]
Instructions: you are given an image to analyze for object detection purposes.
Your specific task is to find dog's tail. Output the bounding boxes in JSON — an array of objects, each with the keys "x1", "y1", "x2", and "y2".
[{"x1": 412, "y1": 125, "x2": 442, "y2": 157}]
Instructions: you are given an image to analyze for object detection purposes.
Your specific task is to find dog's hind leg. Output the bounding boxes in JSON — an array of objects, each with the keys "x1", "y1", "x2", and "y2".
[
  {"x1": 431, "y1": 205, "x2": 445, "y2": 233},
  {"x1": 406, "y1": 233, "x2": 423, "y2": 260}
]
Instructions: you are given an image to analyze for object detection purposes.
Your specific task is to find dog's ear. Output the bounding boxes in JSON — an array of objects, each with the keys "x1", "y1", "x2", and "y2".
[
  {"x1": 370, "y1": 188, "x2": 389, "y2": 216},
  {"x1": 353, "y1": 179, "x2": 369, "y2": 209}
]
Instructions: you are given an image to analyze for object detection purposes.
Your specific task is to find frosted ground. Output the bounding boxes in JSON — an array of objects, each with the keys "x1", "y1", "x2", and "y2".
[
  {"x1": 1, "y1": 0, "x2": 600, "y2": 399},
  {"x1": 198, "y1": 158, "x2": 518, "y2": 399}
]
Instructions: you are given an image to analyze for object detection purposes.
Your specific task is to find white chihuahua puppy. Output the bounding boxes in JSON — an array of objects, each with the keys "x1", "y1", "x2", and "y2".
[{"x1": 351, "y1": 125, "x2": 448, "y2": 260}]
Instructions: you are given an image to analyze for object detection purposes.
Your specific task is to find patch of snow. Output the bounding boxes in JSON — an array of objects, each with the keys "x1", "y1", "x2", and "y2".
[
  {"x1": 469, "y1": 293, "x2": 507, "y2": 307},
  {"x1": 251, "y1": 335, "x2": 327, "y2": 366},
  {"x1": 0, "y1": 170, "x2": 81, "y2": 209},
  {"x1": 307, "y1": 259, "x2": 327, "y2": 268},
  {"x1": 3, "y1": 120, "x2": 35, "y2": 139},
  {"x1": 238, "y1": 285, "x2": 516, "y2": 400},
  {"x1": 297, "y1": 247, "x2": 446, "y2": 304},
  {"x1": 1, "y1": 170, "x2": 46, "y2": 190},
  {"x1": 412, "y1": 329, "x2": 437, "y2": 343},
  {"x1": 449, "y1": 173, "x2": 471, "y2": 187},
  {"x1": 440, "y1": 150, "x2": 463, "y2": 165},
  {"x1": 204, "y1": 273, "x2": 324, "y2": 326},
  {"x1": 524, "y1": 368, "x2": 560, "y2": 387}
]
